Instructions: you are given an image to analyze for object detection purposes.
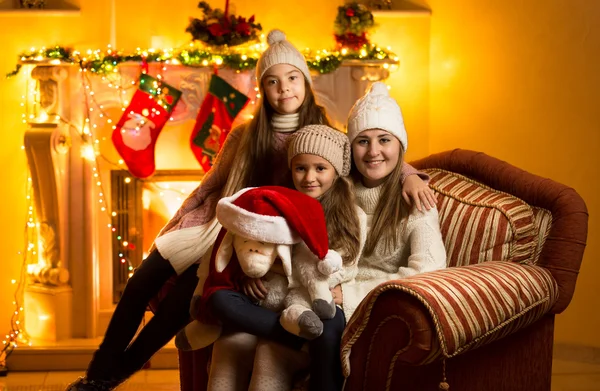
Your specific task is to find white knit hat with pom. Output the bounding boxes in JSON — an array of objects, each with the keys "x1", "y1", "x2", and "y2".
[
  {"x1": 347, "y1": 82, "x2": 408, "y2": 152},
  {"x1": 256, "y1": 29, "x2": 312, "y2": 85}
]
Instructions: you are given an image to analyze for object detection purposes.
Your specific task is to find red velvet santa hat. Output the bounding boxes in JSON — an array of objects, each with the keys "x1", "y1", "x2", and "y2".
[{"x1": 216, "y1": 186, "x2": 342, "y2": 275}]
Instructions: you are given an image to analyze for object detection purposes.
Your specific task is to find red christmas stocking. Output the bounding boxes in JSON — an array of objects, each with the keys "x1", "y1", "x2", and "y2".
[
  {"x1": 190, "y1": 74, "x2": 249, "y2": 172},
  {"x1": 112, "y1": 73, "x2": 182, "y2": 178}
]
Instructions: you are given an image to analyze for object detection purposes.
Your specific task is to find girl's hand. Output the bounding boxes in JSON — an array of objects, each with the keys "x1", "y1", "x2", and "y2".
[
  {"x1": 242, "y1": 277, "x2": 268, "y2": 302},
  {"x1": 331, "y1": 285, "x2": 343, "y2": 305},
  {"x1": 402, "y1": 174, "x2": 437, "y2": 212}
]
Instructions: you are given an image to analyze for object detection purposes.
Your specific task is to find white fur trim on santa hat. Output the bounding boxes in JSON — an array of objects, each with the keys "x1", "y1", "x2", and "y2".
[
  {"x1": 216, "y1": 188, "x2": 301, "y2": 245},
  {"x1": 317, "y1": 249, "x2": 343, "y2": 276}
]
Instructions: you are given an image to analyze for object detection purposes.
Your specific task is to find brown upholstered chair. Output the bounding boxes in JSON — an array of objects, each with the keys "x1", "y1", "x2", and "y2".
[{"x1": 177, "y1": 149, "x2": 588, "y2": 391}]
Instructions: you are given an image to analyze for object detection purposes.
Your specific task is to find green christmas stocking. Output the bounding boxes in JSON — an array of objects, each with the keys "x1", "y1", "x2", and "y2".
[{"x1": 190, "y1": 74, "x2": 248, "y2": 172}]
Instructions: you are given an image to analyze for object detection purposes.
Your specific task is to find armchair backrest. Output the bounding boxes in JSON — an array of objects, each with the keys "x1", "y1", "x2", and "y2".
[
  {"x1": 424, "y1": 168, "x2": 542, "y2": 267},
  {"x1": 413, "y1": 149, "x2": 588, "y2": 313}
]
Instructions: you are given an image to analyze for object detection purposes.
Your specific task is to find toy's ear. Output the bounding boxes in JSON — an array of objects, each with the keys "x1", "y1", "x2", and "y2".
[
  {"x1": 215, "y1": 232, "x2": 234, "y2": 273},
  {"x1": 276, "y1": 244, "x2": 293, "y2": 277}
]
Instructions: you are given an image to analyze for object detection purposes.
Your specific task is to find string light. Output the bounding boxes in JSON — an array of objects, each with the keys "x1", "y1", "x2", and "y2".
[
  {"x1": 7, "y1": 42, "x2": 398, "y2": 78},
  {"x1": 1, "y1": 177, "x2": 34, "y2": 372},
  {"x1": 76, "y1": 62, "x2": 139, "y2": 278}
]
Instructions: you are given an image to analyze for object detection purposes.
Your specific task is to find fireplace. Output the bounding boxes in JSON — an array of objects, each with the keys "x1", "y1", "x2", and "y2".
[
  {"x1": 17, "y1": 59, "x2": 395, "y2": 347},
  {"x1": 110, "y1": 170, "x2": 202, "y2": 302}
]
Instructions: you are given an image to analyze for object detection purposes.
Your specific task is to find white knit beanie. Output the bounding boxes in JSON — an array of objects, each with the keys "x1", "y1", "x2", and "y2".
[
  {"x1": 257, "y1": 29, "x2": 312, "y2": 85},
  {"x1": 347, "y1": 82, "x2": 408, "y2": 152},
  {"x1": 288, "y1": 125, "x2": 351, "y2": 177}
]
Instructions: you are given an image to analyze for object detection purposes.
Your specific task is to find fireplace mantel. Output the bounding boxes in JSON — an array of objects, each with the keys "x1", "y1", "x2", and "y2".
[{"x1": 13, "y1": 59, "x2": 396, "y2": 369}]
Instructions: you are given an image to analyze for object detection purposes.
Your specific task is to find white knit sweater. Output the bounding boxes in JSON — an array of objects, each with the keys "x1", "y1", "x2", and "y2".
[{"x1": 341, "y1": 181, "x2": 447, "y2": 320}]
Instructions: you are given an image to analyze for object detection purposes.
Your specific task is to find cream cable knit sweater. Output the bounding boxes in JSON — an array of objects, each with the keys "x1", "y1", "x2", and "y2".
[{"x1": 341, "y1": 181, "x2": 447, "y2": 320}]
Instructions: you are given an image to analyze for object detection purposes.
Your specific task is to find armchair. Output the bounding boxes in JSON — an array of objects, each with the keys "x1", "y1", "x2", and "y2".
[
  {"x1": 178, "y1": 149, "x2": 588, "y2": 391},
  {"x1": 341, "y1": 149, "x2": 588, "y2": 391}
]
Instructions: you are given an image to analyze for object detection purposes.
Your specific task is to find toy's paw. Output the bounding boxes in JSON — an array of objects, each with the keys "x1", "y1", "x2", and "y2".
[
  {"x1": 312, "y1": 299, "x2": 336, "y2": 319},
  {"x1": 297, "y1": 311, "x2": 323, "y2": 340},
  {"x1": 318, "y1": 250, "x2": 343, "y2": 275}
]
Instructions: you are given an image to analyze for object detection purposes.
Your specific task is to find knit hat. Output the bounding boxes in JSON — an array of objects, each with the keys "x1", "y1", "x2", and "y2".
[
  {"x1": 288, "y1": 125, "x2": 351, "y2": 177},
  {"x1": 216, "y1": 186, "x2": 342, "y2": 275},
  {"x1": 347, "y1": 82, "x2": 408, "y2": 152},
  {"x1": 257, "y1": 29, "x2": 312, "y2": 85}
]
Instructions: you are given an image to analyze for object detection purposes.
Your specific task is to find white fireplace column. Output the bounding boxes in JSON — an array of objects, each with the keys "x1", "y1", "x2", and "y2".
[{"x1": 23, "y1": 63, "x2": 101, "y2": 341}]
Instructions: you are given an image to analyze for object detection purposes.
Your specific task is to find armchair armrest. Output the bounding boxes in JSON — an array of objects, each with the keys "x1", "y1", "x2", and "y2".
[{"x1": 341, "y1": 261, "x2": 558, "y2": 377}]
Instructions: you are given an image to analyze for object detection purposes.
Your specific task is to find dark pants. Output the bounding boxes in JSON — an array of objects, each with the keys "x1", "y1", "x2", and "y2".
[
  {"x1": 87, "y1": 249, "x2": 198, "y2": 381},
  {"x1": 209, "y1": 289, "x2": 346, "y2": 391},
  {"x1": 208, "y1": 289, "x2": 305, "y2": 350},
  {"x1": 309, "y1": 306, "x2": 346, "y2": 391}
]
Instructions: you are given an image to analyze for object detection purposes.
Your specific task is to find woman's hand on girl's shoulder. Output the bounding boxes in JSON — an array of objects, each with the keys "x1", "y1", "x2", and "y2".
[{"x1": 402, "y1": 174, "x2": 437, "y2": 212}]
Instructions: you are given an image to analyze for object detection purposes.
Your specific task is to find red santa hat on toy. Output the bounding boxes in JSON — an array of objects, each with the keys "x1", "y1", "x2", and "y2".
[{"x1": 216, "y1": 186, "x2": 343, "y2": 276}]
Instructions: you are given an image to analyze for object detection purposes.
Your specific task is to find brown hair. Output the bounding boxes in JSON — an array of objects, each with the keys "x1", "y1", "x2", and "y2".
[
  {"x1": 240, "y1": 78, "x2": 331, "y2": 187},
  {"x1": 319, "y1": 176, "x2": 361, "y2": 265},
  {"x1": 351, "y1": 146, "x2": 408, "y2": 256}
]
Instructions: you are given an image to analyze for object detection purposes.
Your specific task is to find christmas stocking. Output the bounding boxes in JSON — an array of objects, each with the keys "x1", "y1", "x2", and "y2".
[
  {"x1": 190, "y1": 74, "x2": 249, "y2": 172},
  {"x1": 112, "y1": 73, "x2": 182, "y2": 178}
]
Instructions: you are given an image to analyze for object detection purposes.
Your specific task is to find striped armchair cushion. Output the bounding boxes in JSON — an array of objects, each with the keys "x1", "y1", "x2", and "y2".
[
  {"x1": 341, "y1": 261, "x2": 559, "y2": 373},
  {"x1": 425, "y1": 169, "x2": 540, "y2": 266}
]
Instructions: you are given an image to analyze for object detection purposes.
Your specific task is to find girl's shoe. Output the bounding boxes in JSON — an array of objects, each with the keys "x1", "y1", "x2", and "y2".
[{"x1": 65, "y1": 376, "x2": 123, "y2": 391}]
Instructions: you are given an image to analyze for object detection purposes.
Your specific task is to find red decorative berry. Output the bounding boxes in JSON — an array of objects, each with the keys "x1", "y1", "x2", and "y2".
[{"x1": 346, "y1": 8, "x2": 355, "y2": 17}]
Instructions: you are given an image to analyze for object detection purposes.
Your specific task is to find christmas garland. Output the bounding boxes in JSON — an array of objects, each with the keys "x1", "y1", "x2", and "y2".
[
  {"x1": 334, "y1": 2, "x2": 377, "y2": 50},
  {"x1": 6, "y1": 43, "x2": 397, "y2": 78},
  {"x1": 186, "y1": 1, "x2": 262, "y2": 47}
]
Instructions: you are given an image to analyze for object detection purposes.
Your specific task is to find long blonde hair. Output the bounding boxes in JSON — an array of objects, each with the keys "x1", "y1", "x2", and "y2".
[
  {"x1": 319, "y1": 176, "x2": 361, "y2": 265},
  {"x1": 239, "y1": 79, "x2": 331, "y2": 188},
  {"x1": 352, "y1": 146, "x2": 408, "y2": 256}
]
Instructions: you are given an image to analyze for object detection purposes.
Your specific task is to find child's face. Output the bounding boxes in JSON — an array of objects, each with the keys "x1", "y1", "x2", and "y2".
[
  {"x1": 262, "y1": 64, "x2": 306, "y2": 115},
  {"x1": 352, "y1": 129, "x2": 401, "y2": 188},
  {"x1": 291, "y1": 154, "x2": 337, "y2": 198}
]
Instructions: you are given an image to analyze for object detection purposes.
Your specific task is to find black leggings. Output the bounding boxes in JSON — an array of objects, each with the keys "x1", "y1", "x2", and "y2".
[
  {"x1": 209, "y1": 289, "x2": 346, "y2": 391},
  {"x1": 309, "y1": 306, "x2": 346, "y2": 391},
  {"x1": 208, "y1": 289, "x2": 305, "y2": 350},
  {"x1": 87, "y1": 249, "x2": 198, "y2": 381}
]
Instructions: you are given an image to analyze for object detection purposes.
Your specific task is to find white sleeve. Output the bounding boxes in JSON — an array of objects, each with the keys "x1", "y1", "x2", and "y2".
[{"x1": 397, "y1": 207, "x2": 447, "y2": 278}]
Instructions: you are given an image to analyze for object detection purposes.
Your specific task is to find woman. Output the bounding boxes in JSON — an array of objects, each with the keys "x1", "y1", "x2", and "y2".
[{"x1": 334, "y1": 81, "x2": 447, "y2": 320}]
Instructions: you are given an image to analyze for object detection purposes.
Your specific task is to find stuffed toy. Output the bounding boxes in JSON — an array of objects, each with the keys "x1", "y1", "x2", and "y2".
[{"x1": 175, "y1": 186, "x2": 342, "y2": 351}]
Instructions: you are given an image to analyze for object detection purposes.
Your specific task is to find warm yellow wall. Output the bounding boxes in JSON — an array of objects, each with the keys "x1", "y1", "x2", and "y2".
[
  {"x1": 114, "y1": 0, "x2": 341, "y2": 51},
  {"x1": 428, "y1": 0, "x2": 600, "y2": 347},
  {"x1": 371, "y1": 14, "x2": 430, "y2": 161}
]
